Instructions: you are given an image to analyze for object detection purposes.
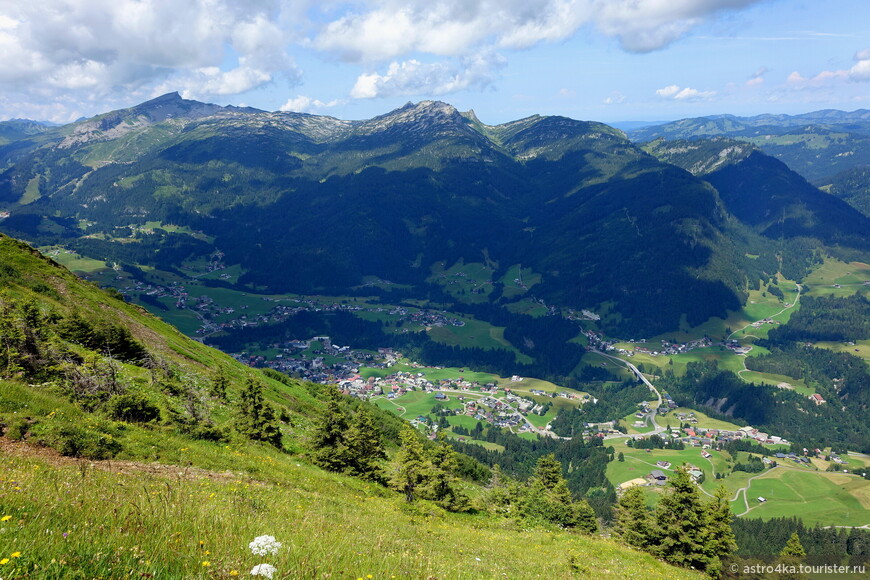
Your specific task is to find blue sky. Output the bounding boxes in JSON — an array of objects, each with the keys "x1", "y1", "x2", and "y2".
[{"x1": 1, "y1": 0, "x2": 868, "y2": 125}]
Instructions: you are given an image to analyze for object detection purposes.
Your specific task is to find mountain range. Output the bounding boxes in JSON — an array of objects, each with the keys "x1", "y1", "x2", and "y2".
[
  {"x1": 0, "y1": 94, "x2": 868, "y2": 340},
  {"x1": 629, "y1": 110, "x2": 870, "y2": 217}
]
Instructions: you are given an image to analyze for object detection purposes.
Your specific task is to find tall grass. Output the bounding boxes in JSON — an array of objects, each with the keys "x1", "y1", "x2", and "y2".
[{"x1": 0, "y1": 449, "x2": 702, "y2": 579}]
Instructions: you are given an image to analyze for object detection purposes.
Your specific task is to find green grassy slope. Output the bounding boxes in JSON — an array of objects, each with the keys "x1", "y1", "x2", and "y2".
[{"x1": 0, "y1": 233, "x2": 700, "y2": 578}]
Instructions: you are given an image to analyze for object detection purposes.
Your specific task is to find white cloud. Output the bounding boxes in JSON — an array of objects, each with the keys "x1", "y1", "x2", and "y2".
[
  {"x1": 0, "y1": 0, "x2": 303, "y2": 113},
  {"x1": 602, "y1": 91, "x2": 626, "y2": 104},
  {"x1": 656, "y1": 84, "x2": 681, "y2": 98},
  {"x1": 279, "y1": 95, "x2": 342, "y2": 113},
  {"x1": 350, "y1": 52, "x2": 506, "y2": 99},
  {"x1": 746, "y1": 66, "x2": 768, "y2": 86},
  {"x1": 313, "y1": 0, "x2": 767, "y2": 62},
  {"x1": 656, "y1": 84, "x2": 715, "y2": 100},
  {"x1": 785, "y1": 48, "x2": 870, "y2": 88}
]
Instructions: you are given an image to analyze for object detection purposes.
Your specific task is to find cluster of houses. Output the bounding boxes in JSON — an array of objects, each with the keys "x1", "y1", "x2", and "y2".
[{"x1": 667, "y1": 412, "x2": 790, "y2": 447}]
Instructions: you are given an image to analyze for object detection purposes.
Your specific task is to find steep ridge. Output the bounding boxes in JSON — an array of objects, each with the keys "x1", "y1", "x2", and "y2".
[{"x1": 643, "y1": 138, "x2": 870, "y2": 249}]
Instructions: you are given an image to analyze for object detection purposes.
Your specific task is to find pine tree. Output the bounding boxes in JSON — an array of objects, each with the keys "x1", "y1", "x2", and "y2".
[
  {"x1": 707, "y1": 485, "x2": 738, "y2": 559},
  {"x1": 389, "y1": 424, "x2": 429, "y2": 502},
  {"x1": 618, "y1": 451, "x2": 625, "y2": 462},
  {"x1": 310, "y1": 384, "x2": 352, "y2": 471},
  {"x1": 653, "y1": 467, "x2": 712, "y2": 571},
  {"x1": 574, "y1": 498, "x2": 599, "y2": 534},
  {"x1": 482, "y1": 464, "x2": 521, "y2": 516},
  {"x1": 521, "y1": 454, "x2": 596, "y2": 531},
  {"x1": 423, "y1": 433, "x2": 471, "y2": 512},
  {"x1": 345, "y1": 404, "x2": 386, "y2": 481},
  {"x1": 615, "y1": 486, "x2": 655, "y2": 549},
  {"x1": 235, "y1": 377, "x2": 282, "y2": 448},
  {"x1": 209, "y1": 368, "x2": 229, "y2": 402},
  {"x1": 780, "y1": 532, "x2": 806, "y2": 557}
]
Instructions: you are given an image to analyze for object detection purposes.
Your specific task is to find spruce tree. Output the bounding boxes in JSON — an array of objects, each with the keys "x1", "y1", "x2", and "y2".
[
  {"x1": 482, "y1": 464, "x2": 521, "y2": 516},
  {"x1": 310, "y1": 384, "x2": 352, "y2": 471},
  {"x1": 345, "y1": 404, "x2": 386, "y2": 481},
  {"x1": 423, "y1": 433, "x2": 471, "y2": 512},
  {"x1": 209, "y1": 368, "x2": 229, "y2": 402},
  {"x1": 615, "y1": 486, "x2": 655, "y2": 549},
  {"x1": 780, "y1": 532, "x2": 806, "y2": 557},
  {"x1": 653, "y1": 467, "x2": 712, "y2": 571},
  {"x1": 235, "y1": 377, "x2": 283, "y2": 448},
  {"x1": 389, "y1": 424, "x2": 429, "y2": 502},
  {"x1": 706, "y1": 485, "x2": 738, "y2": 560}
]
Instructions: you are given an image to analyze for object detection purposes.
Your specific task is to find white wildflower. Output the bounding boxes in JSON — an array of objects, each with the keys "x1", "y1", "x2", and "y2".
[
  {"x1": 249, "y1": 535, "x2": 282, "y2": 556},
  {"x1": 250, "y1": 563, "x2": 277, "y2": 578}
]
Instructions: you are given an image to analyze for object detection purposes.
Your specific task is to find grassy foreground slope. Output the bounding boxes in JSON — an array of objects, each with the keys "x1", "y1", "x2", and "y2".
[{"x1": 0, "y1": 233, "x2": 699, "y2": 579}]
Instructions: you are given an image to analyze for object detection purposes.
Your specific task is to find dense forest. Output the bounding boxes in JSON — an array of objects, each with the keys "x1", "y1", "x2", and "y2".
[
  {"x1": 732, "y1": 517, "x2": 869, "y2": 561},
  {"x1": 764, "y1": 294, "x2": 870, "y2": 343},
  {"x1": 450, "y1": 425, "x2": 617, "y2": 520}
]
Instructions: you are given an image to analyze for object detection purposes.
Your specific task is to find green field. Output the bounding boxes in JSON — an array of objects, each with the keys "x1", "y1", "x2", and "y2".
[
  {"x1": 739, "y1": 469, "x2": 870, "y2": 526},
  {"x1": 427, "y1": 259, "x2": 495, "y2": 302},
  {"x1": 803, "y1": 257, "x2": 870, "y2": 298},
  {"x1": 814, "y1": 340, "x2": 870, "y2": 364},
  {"x1": 40, "y1": 246, "x2": 109, "y2": 273}
]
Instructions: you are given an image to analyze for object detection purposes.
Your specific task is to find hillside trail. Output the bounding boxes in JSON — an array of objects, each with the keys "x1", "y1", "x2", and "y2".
[{"x1": 0, "y1": 438, "x2": 252, "y2": 484}]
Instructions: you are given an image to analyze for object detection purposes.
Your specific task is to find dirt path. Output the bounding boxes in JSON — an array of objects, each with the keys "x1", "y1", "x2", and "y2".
[{"x1": 0, "y1": 438, "x2": 247, "y2": 483}]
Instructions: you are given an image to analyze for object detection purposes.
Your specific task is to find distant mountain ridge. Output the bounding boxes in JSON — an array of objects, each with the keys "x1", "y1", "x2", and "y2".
[{"x1": 0, "y1": 95, "x2": 867, "y2": 337}]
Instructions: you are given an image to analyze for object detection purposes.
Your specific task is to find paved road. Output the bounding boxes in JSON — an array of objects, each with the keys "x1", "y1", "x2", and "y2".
[{"x1": 593, "y1": 349, "x2": 666, "y2": 440}]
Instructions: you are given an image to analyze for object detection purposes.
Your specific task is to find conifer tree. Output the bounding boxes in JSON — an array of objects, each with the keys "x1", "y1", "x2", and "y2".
[
  {"x1": 615, "y1": 486, "x2": 655, "y2": 549},
  {"x1": 521, "y1": 454, "x2": 597, "y2": 532},
  {"x1": 780, "y1": 532, "x2": 806, "y2": 557},
  {"x1": 707, "y1": 485, "x2": 738, "y2": 560},
  {"x1": 653, "y1": 467, "x2": 712, "y2": 571},
  {"x1": 310, "y1": 384, "x2": 352, "y2": 471},
  {"x1": 209, "y1": 368, "x2": 230, "y2": 402},
  {"x1": 482, "y1": 464, "x2": 521, "y2": 515},
  {"x1": 389, "y1": 424, "x2": 429, "y2": 502},
  {"x1": 423, "y1": 433, "x2": 471, "y2": 512},
  {"x1": 345, "y1": 404, "x2": 386, "y2": 481},
  {"x1": 235, "y1": 377, "x2": 282, "y2": 448}
]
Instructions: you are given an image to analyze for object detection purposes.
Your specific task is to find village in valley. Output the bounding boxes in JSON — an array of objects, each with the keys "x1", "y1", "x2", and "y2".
[{"x1": 52, "y1": 246, "x2": 870, "y2": 527}]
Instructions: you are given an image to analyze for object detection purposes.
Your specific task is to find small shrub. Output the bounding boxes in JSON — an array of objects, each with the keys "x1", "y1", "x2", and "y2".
[
  {"x1": 104, "y1": 392, "x2": 161, "y2": 423},
  {"x1": 5, "y1": 417, "x2": 31, "y2": 441},
  {"x1": 32, "y1": 422, "x2": 121, "y2": 459}
]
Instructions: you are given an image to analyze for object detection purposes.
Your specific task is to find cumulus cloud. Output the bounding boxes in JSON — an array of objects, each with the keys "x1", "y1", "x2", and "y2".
[
  {"x1": 786, "y1": 48, "x2": 870, "y2": 88},
  {"x1": 280, "y1": 95, "x2": 343, "y2": 113},
  {"x1": 656, "y1": 84, "x2": 715, "y2": 100},
  {"x1": 0, "y1": 0, "x2": 302, "y2": 113},
  {"x1": 314, "y1": 0, "x2": 766, "y2": 62},
  {"x1": 350, "y1": 52, "x2": 506, "y2": 99},
  {"x1": 0, "y1": 0, "x2": 769, "y2": 118}
]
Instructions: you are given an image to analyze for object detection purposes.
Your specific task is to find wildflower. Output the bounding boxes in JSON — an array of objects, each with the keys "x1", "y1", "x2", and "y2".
[
  {"x1": 10, "y1": 552, "x2": 21, "y2": 558},
  {"x1": 0, "y1": 516, "x2": 10, "y2": 522},
  {"x1": 0, "y1": 558, "x2": 8, "y2": 565},
  {"x1": 249, "y1": 535, "x2": 282, "y2": 556},
  {"x1": 250, "y1": 563, "x2": 277, "y2": 578},
  {"x1": 201, "y1": 561, "x2": 210, "y2": 567},
  {"x1": 229, "y1": 571, "x2": 239, "y2": 576}
]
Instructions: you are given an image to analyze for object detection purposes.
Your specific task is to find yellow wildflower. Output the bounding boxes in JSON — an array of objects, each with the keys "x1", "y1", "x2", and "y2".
[
  {"x1": 0, "y1": 515, "x2": 11, "y2": 521},
  {"x1": 0, "y1": 558, "x2": 8, "y2": 565},
  {"x1": 201, "y1": 561, "x2": 211, "y2": 567},
  {"x1": 229, "y1": 571, "x2": 239, "y2": 576},
  {"x1": 10, "y1": 552, "x2": 21, "y2": 558}
]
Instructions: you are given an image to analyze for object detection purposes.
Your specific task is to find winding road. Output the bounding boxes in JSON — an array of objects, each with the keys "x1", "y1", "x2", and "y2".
[{"x1": 593, "y1": 349, "x2": 666, "y2": 440}]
